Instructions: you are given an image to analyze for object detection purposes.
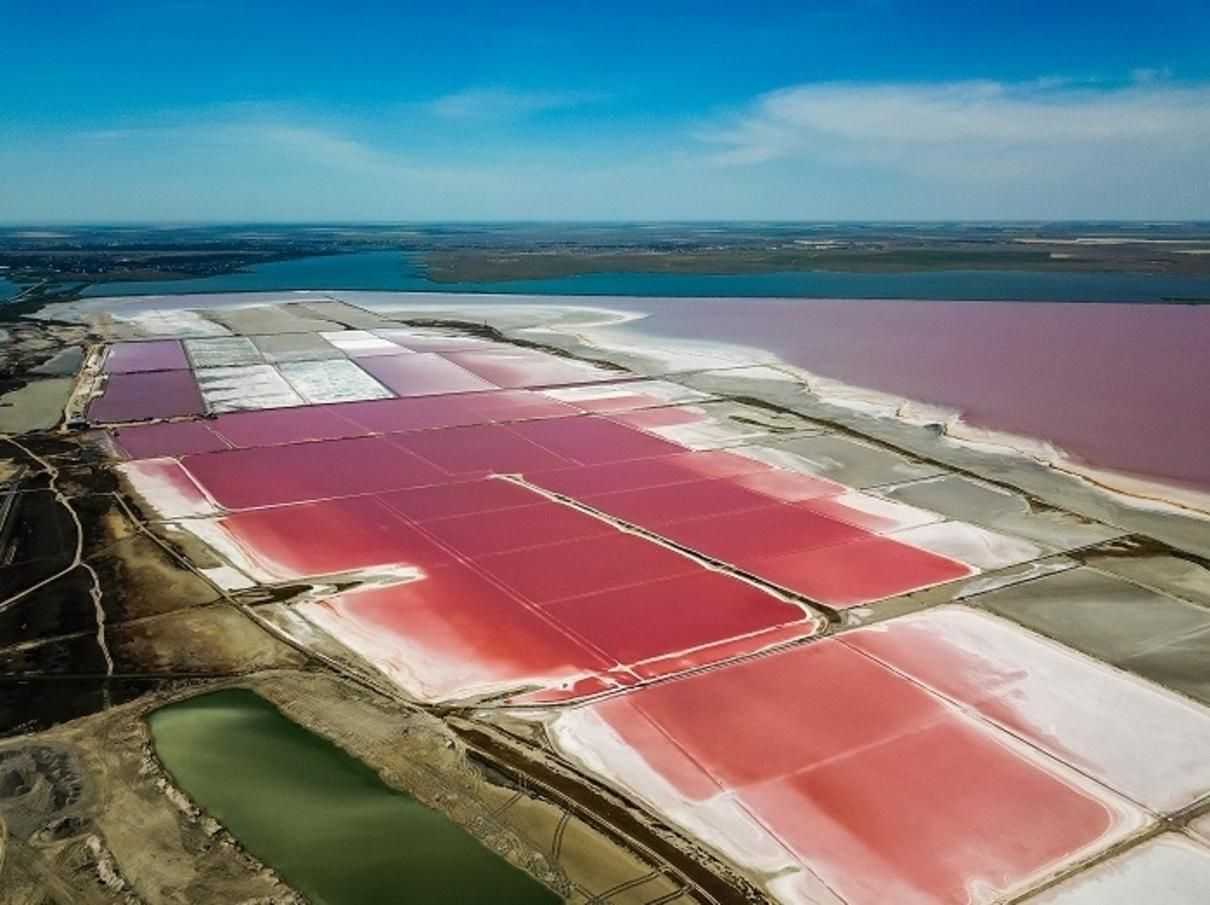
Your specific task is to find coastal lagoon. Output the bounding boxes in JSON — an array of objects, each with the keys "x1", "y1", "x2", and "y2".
[{"x1": 80, "y1": 250, "x2": 1210, "y2": 302}]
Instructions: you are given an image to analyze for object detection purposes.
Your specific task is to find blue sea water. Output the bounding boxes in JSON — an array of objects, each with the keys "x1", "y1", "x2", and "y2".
[{"x1": 79, "y1": 251, "x2": 1210, "y2": 303}]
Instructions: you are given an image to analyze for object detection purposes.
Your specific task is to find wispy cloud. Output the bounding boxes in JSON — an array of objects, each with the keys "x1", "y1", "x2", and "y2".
[
  {"x1": 695, "y1": 78, "x2": 1210, "y2": 177},
  {"x1": 428, "y1": 86, "x2": 605, "y2": 122},
  {"x1": 76, "y1": 105, "x2": 420, "y2": 180}
]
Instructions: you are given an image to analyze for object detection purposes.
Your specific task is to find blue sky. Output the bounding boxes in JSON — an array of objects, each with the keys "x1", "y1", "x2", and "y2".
[{"x1": 3, "y1": 1, "x2": 1209, "y2": 220}]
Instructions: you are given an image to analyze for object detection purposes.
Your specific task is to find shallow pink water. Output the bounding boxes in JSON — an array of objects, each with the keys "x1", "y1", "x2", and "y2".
[{"x1": 624, "y1": 299, "x2": 1210, "y2": 491}]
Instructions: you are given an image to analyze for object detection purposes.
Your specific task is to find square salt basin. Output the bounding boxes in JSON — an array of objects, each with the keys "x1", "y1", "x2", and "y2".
[
  {"x1": 392, "y1": 423, "x2": 571, "y2": 475},
  {"x1": 320, "y1": 329, "x2": 408, "y2": 356},
  {"x1": 550, "y1": 639, "x2": 1139, "y2": 905},
  {"x1": 298, "y1": 565, "x2": 611, "y2": 703},
  {"x1": 372, "y1": 329, "x2": 496, "y2": 353},
  {"x1": 797, "y1": 490, "x2": 941, "y2": 533},
  {"x1": 762, "y1": 434, "x2": 946, "y2": 488},
  {"x1": 475, "y1": 532, "x2": 701, "y2": 605},
  {"x1": 112, "y1": 420, "x2": 229, "y2": 459},
  {"x1": 184, "y1": 336, "x2": 264, "y2": 368},
  {"x1": 747, "y1": 535, "x2": 973, "y2": 607},
  {"x1": 181, "y1": 436, "x2": 448, "y2": 509},
  {"x1": 209, "y1": 405, "x2": 368, "y2": 448},
  {"x1": 1023, "y1": 834, "x2": 1210, "y2": 905},
  {"x1": 841, "y1": 606, "x2": 1210, "y2": 812},
  {"x1": 379, "y1": 477, "x2": 545, "y2": 522},
  {"x1": 88, "y1": 370, "x2": 204, "y2": 422},
  {"x1": 526, "y1": 457, "x2": 713, "y2": 498},
  {"x1": 195, "y1": 364, "x2": 305, "y2": 413},
  {"x1": 657, "y1": 505, "x2": 869, "y2": 565},
  {"x1": 252, "y1": 333, "x2": 346, "y2": 363},
  {"x1": 104, "y1": 340, "x2": 189, "y2": 373},
  {"x1": 544, "y1": 571, "x2": 809, "y2": 664},
  {"x1": 441, "y1": 348, "x2": 621, "y2": 388},
  {"x1": 508, "y1": 416, "x2": 685, "y2": 465},
  {"x1": 416, "y1": 502, "x2": 617, "y2": 558},
  {"x1": 541, "y1": 380, "x2": 711, "y2": 413},
  {"x1": 355, "y1": 353, "x2": 497, "y2": 397},
  {"x1": 208, "y1": 304, "x2": 338, "y2": 336},
  {"x1": 119, "y1": 458, "x2": 219, "y2": 520},
  {"x1": 891, "y1": 520, "x2": 1048, "y2": 570},
  {"x1": 610, "y1": 407, "x2": 765, "y2": 450},
  {"x1": 582, "y1": 479, "x2": 776, "y2": 527},
  {"x1": 201, "y1": 495, "x2": 453, "y2": 582},
  {"x1": 277, "y1": 359, "x2": 393, "y2": 404},
  {"x1": 336, "y1": 390, "x2": 576, "y2": 435}
]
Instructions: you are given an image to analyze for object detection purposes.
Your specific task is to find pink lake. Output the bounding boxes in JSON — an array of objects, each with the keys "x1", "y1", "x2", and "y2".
[{"x1": 618, "y1": 299, "x2": 1210, "y2": 492}]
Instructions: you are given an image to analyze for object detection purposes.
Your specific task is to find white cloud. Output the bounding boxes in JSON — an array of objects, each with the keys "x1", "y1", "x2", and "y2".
[
  {"x1": 428, "y1": 86, "x2": 604, "y2": 121},
  {"x1": 9, "y1": 80, "x2": 1209, "y2": 220},
  {"x1": 695, "y1": 79, "x2": 1210, "y2": 179}
]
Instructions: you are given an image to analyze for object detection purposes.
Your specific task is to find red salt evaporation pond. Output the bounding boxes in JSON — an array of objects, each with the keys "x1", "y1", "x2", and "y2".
[
  {"x1": 842, "y1": 607, "x2": 1210, "y2": 812},
  {"x1": 113, "y1": 420, "x2": 229, "y2": 459},
  {"x1": 89, "y1": 370, "x2": 204, "y2": 422},
  {"x1": 299, "y1": 564, "x2": 615, "y2": 702},
  {"x1": 182, "y1": 436, "x2": 447, "y2": 508},
  {"x1": 104, "y1": 340, "x2": 189, "y2": 373},
  {"x1": 551, "y1": 639, "x2": 1140, "y2": 905},
  {"x1": 658, "y1": 505, "x2": 869, "y2": 563},
  {"x1": 415, "y1": 501, "x2": 617, "y2": 557},
  {"x1": 210, "y1": 495, "x2": 452, "y2": 582},
  {"x1": 300, "y1": 526, "x2": 816, "y2": 702},
  {"x1": 528, "y1": 457, "x2": 706, "y2": 497},
  {"x1": 355, "y1": 352, "x2": 496, "y2": 397},
  {"x1": 211, "y1": 405, "x2": 368, "y2": 448},
  {"x1": 339, "y1": 389, "x2": 577, "y2": 435},
  {"x1": 441, "y1": 348, "x2": 619, "y2": 388},
  {"x1": 527, "y1": 451, "x2": 768, "y2": 498},
  {"x1": 624, "y1": 299, "x2": 1210, "y2": 492},
  {"x1": 120, "y1": 458, "x2": 218, "y2": 519},
  {"x1": 581, "y1": 479, "x2": 776, "y2": 526},
  {"x1": 379, "y1": 477, "x2": 543, "y2": 522},
  {"x1": 393, "y1": 423, "x2": 571, "y2": 476},
  {"x1": 527, "y1": 451, "x2": 962, "y2": 606},
  {"x1": 543, "y1": 571, "x2": 807, "y2": 665},
  {"x1": 671, "y1": 449, "x2": 774, "y2": 480},
  {"x1": 750, "y1": 535, "x2": 972, "y2": 607},
  {"x1": 475, "y1": 532, "x2": 701, "y2": 605},
  {"x1": 509, "y1": 416, "x2": 684, "y2": 465}
]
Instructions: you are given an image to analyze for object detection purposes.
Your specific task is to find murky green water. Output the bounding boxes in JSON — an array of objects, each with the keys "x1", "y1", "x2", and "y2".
[{"x1": 148, "y1": 689, "x2": 559, "y2": 905}]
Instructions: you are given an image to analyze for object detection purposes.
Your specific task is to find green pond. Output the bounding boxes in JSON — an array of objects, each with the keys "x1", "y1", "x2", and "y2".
[{"x1": 148, "y1": 689, "x2": 559, "y2": 905}]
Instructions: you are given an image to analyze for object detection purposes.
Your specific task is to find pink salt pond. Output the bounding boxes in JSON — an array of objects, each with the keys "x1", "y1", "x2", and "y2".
[
  {"x1": 841, "y1": 606, "x2": 1210, "y2": 812},
  {"x1": 89, "y1": 370, "x2": 204, "y2": 422},
  {"x1": 112, "y1": 420, "x2": 229, "y2": 459},
  {"x1": 181, "y1": 436, "x2": 448, "y2": 509},
  {"x1": 298, "y1": 565, "x2": 616, "y2": 702},
  {"x1": 103, "y1": 340, "x2": 189, "y2": 373},
  {"x1": 354, "y1": 352, "x2": 496, "y2": 397},
  {"x1": 204, "y1": 495, "x2": 453, "y2": 582},
  {"x1": 549, "y1": 638, "x2": 1141, "y2": 905},
  {"x1": 441, "y1": 348, "x2": 619, "y2": 388},
  {"x1": 298, "y1": 547, "x2": 817, "y2": 702}
]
